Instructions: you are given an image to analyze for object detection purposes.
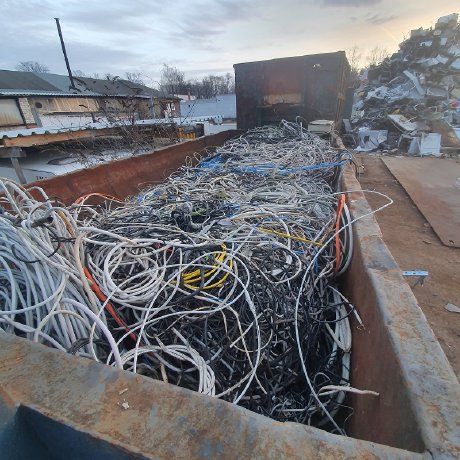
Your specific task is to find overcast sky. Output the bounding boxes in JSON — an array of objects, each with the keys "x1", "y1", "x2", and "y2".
[{"x1": 0, "y1": 0, "x2": 458, "y2": 86}]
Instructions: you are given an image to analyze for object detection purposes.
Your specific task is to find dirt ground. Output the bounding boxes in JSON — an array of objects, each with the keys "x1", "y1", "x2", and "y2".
[{"x1": 356, "y1": 155, "x2": 460, "y2": 379}]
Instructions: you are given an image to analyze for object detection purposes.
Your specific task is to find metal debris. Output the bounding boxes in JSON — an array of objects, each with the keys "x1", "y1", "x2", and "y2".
[
  {"x1": 444, "y1": 303, "x2": 460, "y2": 314},
  {"x1": 350, "y1": 13, "x2": 460, "y2": 155}
]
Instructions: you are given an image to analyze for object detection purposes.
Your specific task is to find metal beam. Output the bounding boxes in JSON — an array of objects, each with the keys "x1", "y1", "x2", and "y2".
[
  {"x1": 0, "y1": 147, "x2": 26, "y2": 158},
  {"x1": 54, "y1": 18, "x2": 76, "y2": 90},
  {"x1": 10, "y1": 157, "x2": 26, "y2": 184},
  {"x1": 1, "y1": 128, "x2": 117, "y2": 148}
]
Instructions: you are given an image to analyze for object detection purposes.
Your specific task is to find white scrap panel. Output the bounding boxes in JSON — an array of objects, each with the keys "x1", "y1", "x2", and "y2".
[{"x1": 420, "y1": 133, "x2": 441, "y2": 156}]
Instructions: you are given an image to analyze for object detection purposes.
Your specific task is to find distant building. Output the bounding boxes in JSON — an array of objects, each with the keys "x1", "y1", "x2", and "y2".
[
  {"x1": 234, "y1": 52, "x2": 350, "y2": 129},
  {"x1": 176, "y1": 94, "x2": 197, "y2": 102},
  {"x1": 180, "y1": 94, "x2": 236, "y2": 122},
  {"x1": 0, "y1": 70, "x2": 180, "y2": 131}
]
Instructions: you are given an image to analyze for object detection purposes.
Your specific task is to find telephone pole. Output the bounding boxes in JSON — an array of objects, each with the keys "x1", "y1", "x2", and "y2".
[{"x1": 54, "y1": 18, "x2": 76, "y2": 89}]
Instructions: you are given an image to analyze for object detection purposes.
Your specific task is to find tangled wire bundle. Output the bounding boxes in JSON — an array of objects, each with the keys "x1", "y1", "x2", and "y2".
[{"x1": 0, "y1": 121, "x2": 386, "y2": 434}]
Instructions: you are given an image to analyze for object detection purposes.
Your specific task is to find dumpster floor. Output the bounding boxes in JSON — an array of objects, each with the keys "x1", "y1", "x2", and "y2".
[{"x1": 357, "y1": 155, "x2": 460, "y2": 379}]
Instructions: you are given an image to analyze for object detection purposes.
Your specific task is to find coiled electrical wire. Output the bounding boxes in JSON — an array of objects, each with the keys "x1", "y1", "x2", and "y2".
[{"x1": 0, "y1": 120, "x2": 390, "y2": 433}]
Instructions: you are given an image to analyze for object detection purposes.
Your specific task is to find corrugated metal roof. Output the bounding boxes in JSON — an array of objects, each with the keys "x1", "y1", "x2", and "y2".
[
  {"x1": 180, "y1": 94, "x2": 236, "y2": 119},
  {"x1": 0, "y1": 70, "x2": 169, "y2": 99},
  {"x1": 0, "y1": 90, "x2": 100, "y2": 97},
  {"x1": 0, "y1": 70, "x2": 58, "y2": 92},
  {"x1": 0, "y1": 124, "x2": 108, "y2": 139},
  {"x1": 0, "y1": 119, "x2": 158, "y2": 140},
  {"x1": 35, "y1": 72, "x2": 86, "y2": 93},
  {"x1": 76, "y1": 77, "x2": 165, "y2": 98}
]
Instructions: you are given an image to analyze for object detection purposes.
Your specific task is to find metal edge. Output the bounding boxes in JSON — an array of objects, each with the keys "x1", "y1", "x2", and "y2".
[
  {"x1": 0, "y1": 332, "x2": 426, "y2": 459},
  {"x1": 342, "y1": 165, "x2": 460, "y2": 459}
]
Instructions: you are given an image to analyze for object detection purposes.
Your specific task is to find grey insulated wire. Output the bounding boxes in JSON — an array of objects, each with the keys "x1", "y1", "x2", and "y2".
[{"x1": 0, "y1": 120, "x2": 389, "y2": 433}]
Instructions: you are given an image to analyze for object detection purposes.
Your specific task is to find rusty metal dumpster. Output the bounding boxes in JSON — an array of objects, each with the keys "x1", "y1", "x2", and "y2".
[
  {"x1": 234, "y1": 52, "x2": 350, "y2": 130},
  {"x1": 0, "y1": 132, "x2": 459, "y2": 459}
]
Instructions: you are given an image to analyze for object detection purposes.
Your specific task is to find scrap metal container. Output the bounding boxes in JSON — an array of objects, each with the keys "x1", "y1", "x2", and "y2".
[
  {"x1": 0, "y1": 132, "x2": 459, "y2": 459},
  {"x1": 234, "y1": 51, "x2": 350, "y2": 130}
]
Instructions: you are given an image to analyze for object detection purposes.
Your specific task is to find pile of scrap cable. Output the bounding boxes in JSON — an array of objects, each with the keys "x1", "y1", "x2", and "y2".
[{"x1": 0, "y1": 120, "x2": 379, "y2": 434}]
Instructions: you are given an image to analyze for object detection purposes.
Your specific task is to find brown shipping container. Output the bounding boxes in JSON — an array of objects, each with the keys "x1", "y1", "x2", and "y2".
[{"x1": 234, "y1": 51, "x2": 350, "y2": 130}]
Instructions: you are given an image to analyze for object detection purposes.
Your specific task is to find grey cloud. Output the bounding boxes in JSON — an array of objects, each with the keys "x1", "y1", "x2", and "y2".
[
  {"x1": 0, "y1": 0, "x2": 168, "y2": 74},
  {"x1": 65, "y1": 1, "x2": 165, "y2": 34},
  {"x1": 0, "y1": 0, "x2": 408, "y2": 84},
  {"x1": 66, "y1": 43, "x2": 144, "y2": 68},
  {"x1": 216, "y1": 0, "x2": 264, "y2": 21},
  {"x1": 366, "y1": 13, "x2": 398, "y2": 25},
  {"x1": 320, "y1": 0, "x2": 381, "y2": 6},
  {"x1": 186, "y1": 66, "x2": 237, "y2": 78},
  {"x1": 167, "y1": 0, "x2": 265, "y2": 45}
]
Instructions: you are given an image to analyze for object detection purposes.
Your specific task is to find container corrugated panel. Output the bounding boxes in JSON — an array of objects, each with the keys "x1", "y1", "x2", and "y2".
[{"x1": 234, "y1": 51, "x2": 350, "y2": 130}]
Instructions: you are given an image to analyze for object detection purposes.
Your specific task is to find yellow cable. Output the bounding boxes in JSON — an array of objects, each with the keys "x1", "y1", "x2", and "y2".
[
  {"x1": 173, "y1": 245, "x2": 232, "y2": 290},
  {"x1": 183, "y1": 245, "x2": 227, "y2": 282},
  {"x1": 184, "y1": 259, "x2": 233, "y2": 290}
]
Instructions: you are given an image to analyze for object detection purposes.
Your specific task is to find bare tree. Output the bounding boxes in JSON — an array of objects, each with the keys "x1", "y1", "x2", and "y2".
[
  {"x1": 15, "y1": 61, "x2": 50, "y2": 73},
  {"x1": 184, "y1": 73, "x2": 235, "y2": 99},
  {"x1": 346, "y1": 46, "x2": 362, "y2": 73},
  {"x1": 159, "y1": 64, "x2": 235, "y2": 99},
  {"x1": 160, "y1": 64, "x2": 186, "y2": 96},
  {"x1": 346, "y1": 46, "x2": 363, "y2": 85},
  {"x1": 366, "y1": 47, "x2": 390, "y2": 67},
  {"x1": 125, "y1": 72, "x2": 144, "y2": 85},
  {"x1": 225, "y1": 72, "x2": 235, "y2": 93},
  {"x1": 73, "y1": 69, "x2": 86, "y2": 77}
]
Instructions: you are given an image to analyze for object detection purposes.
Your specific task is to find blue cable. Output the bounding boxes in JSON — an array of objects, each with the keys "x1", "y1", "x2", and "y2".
[{"x1": 196, "y1": 157, "x2": 348, "y2": 175}]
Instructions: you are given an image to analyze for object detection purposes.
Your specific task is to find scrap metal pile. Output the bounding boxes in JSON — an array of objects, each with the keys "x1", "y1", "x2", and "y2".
[
  {"x1": 0, "y1": 121, "x2": 362, "y2": 432},
  {"x1": 350, "y1": 13, "x2": 460, "y2": 155}
]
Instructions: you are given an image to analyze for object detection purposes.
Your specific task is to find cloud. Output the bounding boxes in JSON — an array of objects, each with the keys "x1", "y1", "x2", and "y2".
[
  {"x1": 319, "y1": 0, "x2": 382, "y2": 6},
  {"x1": 0, "y1": 0, "x2": 442, "y2": 84},
  {"x1": 66, "y1": 1, "x2": 165, "y2": 34},
  {"x1": 365, "y1": 13, "x2": 398, "y2": 25},
  {"x1": 166, "y1": 0, "x2": 265, "y2": 45}
]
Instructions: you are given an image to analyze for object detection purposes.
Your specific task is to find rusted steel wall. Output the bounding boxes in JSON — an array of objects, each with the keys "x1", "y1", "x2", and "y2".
[
  {"x1": 341, "y1": 166, "x2": 460, "y2": 458},
  {"x1": 0, "y1": 333, "x2": 425, "y2": 460},
  {"x1": 27, "y1": 130, "x2": 242, "y2": 204},
  {"x1": 234, "y1": 52, "x2": 350, "y2": 130}
]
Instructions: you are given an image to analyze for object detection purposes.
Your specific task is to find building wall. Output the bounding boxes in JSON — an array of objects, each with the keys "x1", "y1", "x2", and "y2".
[
  {"x1": 180, "y1": 94, "x2": 236, "y2": 120},
  {"x1": 29, "y1": 96, "x2": 152, "y2": 126},
  {"x1": 29, "y1": 97, "x2": 99, "y2": 115},
  {"x1": 0, "y1": 95, "x2": 181, "y2": 131},
  {"x1": 18, "y1": 97, "x2": 36, "y2": 126}
]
